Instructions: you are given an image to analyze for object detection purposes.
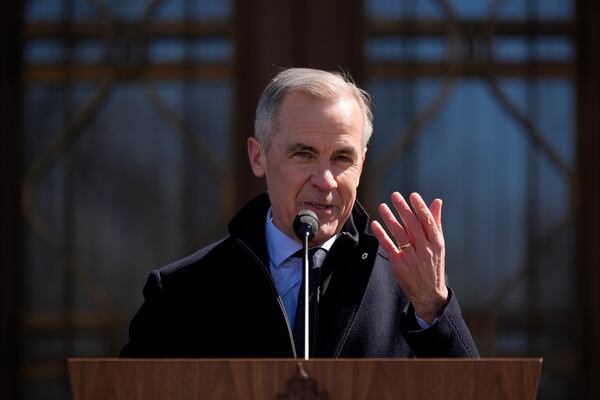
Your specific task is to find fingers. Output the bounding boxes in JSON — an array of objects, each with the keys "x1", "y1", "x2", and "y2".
[
  {"x1": 429, "y1": 198, "x2": 443, "y2": 234},
  {"x1": 374, "y1": 192, "x2": 445, "y2": 253},
  {"x1": 371, "y1": 220, "x2": 401, "y2": 258},
  {"x1": 389, "y1": 192, "x2": 428, "y2": 249},
  {"x1": 410, "y1": 193, "x2": 441, "y2": 243},
  {"x1": 377, "y1": 203, "x2": 411, "y2": 249}
]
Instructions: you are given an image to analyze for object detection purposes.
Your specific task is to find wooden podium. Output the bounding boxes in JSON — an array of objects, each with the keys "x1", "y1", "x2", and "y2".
[{"x1": 68, "y1": 358, "x2": 542, "y2": 400}]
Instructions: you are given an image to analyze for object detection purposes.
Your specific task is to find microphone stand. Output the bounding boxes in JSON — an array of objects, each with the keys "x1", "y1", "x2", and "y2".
[
  {"x1": 293, "y1": 209, "x2": 319, "y2": 361},
  {"x1": 302, "y1": 231, "x2": 310, "y2": 361}
]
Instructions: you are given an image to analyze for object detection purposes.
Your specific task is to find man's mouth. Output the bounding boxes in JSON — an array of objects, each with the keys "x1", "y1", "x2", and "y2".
[{"x1": 303, "y1": 201, "x2": 335, "y2": 211}]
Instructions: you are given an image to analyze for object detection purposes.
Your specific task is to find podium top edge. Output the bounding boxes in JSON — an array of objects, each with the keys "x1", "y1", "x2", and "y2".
[{"x1": 68, "y1": 357, "x2": 543, "y2": 363}]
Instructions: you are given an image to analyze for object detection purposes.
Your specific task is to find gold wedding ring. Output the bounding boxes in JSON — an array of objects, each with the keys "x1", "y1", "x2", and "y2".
[{"x1": 400, "y1": 243, "x2": 411, "y2": 250}]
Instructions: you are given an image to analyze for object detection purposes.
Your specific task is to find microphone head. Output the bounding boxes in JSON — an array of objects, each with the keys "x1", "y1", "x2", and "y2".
[{"x1": 293, "y1": 209, "x2": 320, "y2": 241}]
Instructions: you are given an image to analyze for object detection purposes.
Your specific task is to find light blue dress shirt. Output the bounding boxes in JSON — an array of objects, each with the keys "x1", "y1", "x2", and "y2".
[{"x1": 264, "y1": 208, "x2": 336, "y2": 330}]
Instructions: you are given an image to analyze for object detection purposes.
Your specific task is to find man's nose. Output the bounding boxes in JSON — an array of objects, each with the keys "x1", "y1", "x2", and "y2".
[{"x1": 311, "y1": 164, "x2": 338, "y2": 191}]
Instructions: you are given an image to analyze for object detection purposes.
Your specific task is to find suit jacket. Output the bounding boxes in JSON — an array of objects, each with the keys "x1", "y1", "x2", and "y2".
[{"x1": 120, "y1": 193, "x2": 479, "y2": 358}]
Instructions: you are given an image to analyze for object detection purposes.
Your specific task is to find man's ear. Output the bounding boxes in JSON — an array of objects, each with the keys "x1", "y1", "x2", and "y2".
[{"x1": 247, "y1": 137, "x2": 266, "y2": 177}]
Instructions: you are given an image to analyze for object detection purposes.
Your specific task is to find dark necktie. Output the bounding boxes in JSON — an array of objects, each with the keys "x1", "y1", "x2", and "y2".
[{"x1": 293, "y1": 247, "x2": 327, "y2": 357}]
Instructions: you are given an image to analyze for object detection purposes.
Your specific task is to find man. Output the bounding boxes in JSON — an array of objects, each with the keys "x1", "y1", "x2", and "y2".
[{"x1": 120, "y1": 68, "x2": 478, "y2": 358}]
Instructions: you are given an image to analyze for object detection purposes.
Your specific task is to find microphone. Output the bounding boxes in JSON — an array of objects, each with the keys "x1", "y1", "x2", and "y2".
[
  {"x1": 292, "y1": 210, "x2": 319, "y2": 360},
  {"x1": 293, "y1": 209, "x2": 320, "y2": 241}
]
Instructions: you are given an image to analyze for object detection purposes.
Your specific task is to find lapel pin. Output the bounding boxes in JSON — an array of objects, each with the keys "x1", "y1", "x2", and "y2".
[{"x1": 361, "y1": 252, "x2": 368, "y2": 260}]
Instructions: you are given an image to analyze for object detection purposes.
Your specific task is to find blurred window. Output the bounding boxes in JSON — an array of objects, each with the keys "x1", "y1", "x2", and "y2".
[
  {"x1": 363, "y1": 1, "x2": 576, "y2": 398},
  {"x1": 21, "y1": 0, "x2": 233, "y2": 397}
]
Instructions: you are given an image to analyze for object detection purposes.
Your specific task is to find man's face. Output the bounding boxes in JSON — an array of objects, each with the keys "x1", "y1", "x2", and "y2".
[{"x1": 248, "y1": 91, "x2": 366, "y2": 244}]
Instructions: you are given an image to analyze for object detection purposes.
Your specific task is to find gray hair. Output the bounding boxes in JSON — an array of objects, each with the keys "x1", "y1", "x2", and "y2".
[{"x1": 254, "y1": 68, "x2": 373, "y2": 151}]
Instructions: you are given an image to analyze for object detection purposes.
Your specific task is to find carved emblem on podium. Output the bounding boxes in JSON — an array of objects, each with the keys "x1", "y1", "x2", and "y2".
[{"x1": 276, "y1": 363, "x2": 328, "y2": 400}]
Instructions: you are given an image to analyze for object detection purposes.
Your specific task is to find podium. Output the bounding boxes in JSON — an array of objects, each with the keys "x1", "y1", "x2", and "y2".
[{"x1": 68, "y1": 358, "x2": 542, "y2": 400}]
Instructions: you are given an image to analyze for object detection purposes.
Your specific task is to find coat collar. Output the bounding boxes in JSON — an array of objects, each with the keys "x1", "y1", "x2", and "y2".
[
  {"x1": 228, "y1": 192, "x2": 373, "y2": 254},
  {"x1": 227, "y1": 193, "x2": 272, "y2": 266}
]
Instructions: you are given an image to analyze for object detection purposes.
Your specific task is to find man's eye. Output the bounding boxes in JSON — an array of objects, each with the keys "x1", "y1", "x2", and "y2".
[
  {"x1": 334, "y1": 155, "x2": 353, "y2": 163},
  {"x1": 294, "y1": 151, "x2": 312, "y2": 159}
]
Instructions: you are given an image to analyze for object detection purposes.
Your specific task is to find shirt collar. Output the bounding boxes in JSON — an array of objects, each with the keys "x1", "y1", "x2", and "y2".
[{"x1": 265, "y1": 207, "x2": 338, "y2": 268}]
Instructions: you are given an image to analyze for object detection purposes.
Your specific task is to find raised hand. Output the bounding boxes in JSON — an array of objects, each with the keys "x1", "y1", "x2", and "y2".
[{"x1": 371, "y1": 192, "x2": 448, "y2": 324}]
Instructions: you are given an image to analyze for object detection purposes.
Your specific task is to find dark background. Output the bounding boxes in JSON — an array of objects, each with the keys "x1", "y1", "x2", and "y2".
[{"x1": 1, "y1": 0, "x2": 599, "y2": 399}]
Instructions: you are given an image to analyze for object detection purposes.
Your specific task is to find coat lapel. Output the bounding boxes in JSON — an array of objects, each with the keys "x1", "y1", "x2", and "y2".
[{"x1": 313, "y1": 206, "x2": 380, "y2": 357}]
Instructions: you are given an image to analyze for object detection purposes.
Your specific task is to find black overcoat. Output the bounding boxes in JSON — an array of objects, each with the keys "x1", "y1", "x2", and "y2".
[{"x1": 120, "y1": 193, "x2": 479, "y2": 358}]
